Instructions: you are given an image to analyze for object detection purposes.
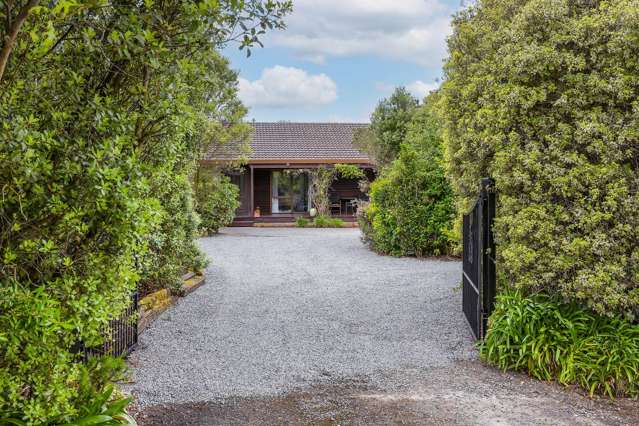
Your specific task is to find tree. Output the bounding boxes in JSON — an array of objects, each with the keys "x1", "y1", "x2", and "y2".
[
  {"x1": 440, "y1": 0, "x2": 639, "y2": 318},
  {"x1": 360, "y1": 95, "x2": 455, "y2": 256},
  {"x1": 0, "y1": 1, "x2": 292, "y2": 422},
  {"x1": 354, "y1": 86, "x2": 419, "y2": 167}
]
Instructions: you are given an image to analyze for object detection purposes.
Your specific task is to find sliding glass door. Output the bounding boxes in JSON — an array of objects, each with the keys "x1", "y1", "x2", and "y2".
[{"x1": 271, "y1": 171, "x2": 309, "y2": 213}]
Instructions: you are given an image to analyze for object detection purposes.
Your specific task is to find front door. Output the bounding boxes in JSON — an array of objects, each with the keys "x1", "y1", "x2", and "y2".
[{"x1": 271, "y1": 171, "x2": 309, "y2": 213}]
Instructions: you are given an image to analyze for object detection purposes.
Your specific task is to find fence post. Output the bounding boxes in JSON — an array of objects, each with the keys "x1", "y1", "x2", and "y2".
[{"x1": 479, "y1": 178, "x2": 496, "y2": 338}]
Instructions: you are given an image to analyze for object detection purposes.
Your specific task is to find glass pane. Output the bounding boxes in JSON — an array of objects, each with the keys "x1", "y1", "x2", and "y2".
[
  {"x1": 278, "y1": 196, "x2": 292, "y2": 212},
  {"x1": 291, "y1": 174, "x2": 308, "y2": 212},
  {"x1": 272, "y1": 171, "x2": 309, "y2": 213}
]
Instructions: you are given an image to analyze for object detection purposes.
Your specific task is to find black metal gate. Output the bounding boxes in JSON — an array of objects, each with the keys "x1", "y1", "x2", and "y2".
[{"x1": 462, "y1": 178, "x2": 496, "y2": 340}]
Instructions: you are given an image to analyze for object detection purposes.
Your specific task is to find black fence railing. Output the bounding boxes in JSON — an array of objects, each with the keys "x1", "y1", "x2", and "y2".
[
  {"x1": 78, "y1": 291, "x2": 139, "y2": 360},
  {"x1": 462, "y1": 178, "x2": 496, "y2": 340}
]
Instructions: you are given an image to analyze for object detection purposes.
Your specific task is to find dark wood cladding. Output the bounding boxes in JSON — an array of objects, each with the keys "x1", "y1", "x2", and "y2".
[
  {"x1": 229, "y1": 169, "x2": 251, "y2": 217},
  {"x1": 254, "y1": 169, "x2": 271, "y2": 215},
  {"x1": 329, "y1": 177, "x2": 364, "y2": 200}
]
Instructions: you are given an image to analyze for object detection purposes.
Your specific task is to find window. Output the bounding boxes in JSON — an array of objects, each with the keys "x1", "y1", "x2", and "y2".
[{"x1": 271, "y1": 171, "x2": 309, "y2": 213}]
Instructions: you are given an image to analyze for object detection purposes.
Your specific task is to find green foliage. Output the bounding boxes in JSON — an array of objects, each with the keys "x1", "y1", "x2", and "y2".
[
  {"x1": 309, "y1": 165, "x2": 366, "y2": 216},
  {"x1": 312, "y1": 216, "x2": 345, "y2": 228},
  {"x1": 295, "y1": 216, "x2": 310, "y2": 228},
  {"x1": 139, "y1": 173, "x2": 208, "y2": 296},
  {"x1": 482, "y1": 292, "x2": 639, "y2": 398},
  {"x1": 309, "y1": 167, "x2": 336, "y2": 217},
  {"x1": 0, "y1": 0, "x2": 291, "y2": 423},
  {"x1": 354, "y1": 87, "x2": 419, "y2": 167},
  {"x1": 334, "y1": 163, "x2": 365, "y2": 180},
  {"x1": 58, "y1": 385, "x2": 136, "y2": 426},
  {"x1": 440, "y1": 0, "x2": 639, "y2": 318},
  {"x1": 195, "y1": 170, "x2": 240, "y2": 236},
  {"x1": 361, "y1": 98, "x2": 455, "y2": 257}
]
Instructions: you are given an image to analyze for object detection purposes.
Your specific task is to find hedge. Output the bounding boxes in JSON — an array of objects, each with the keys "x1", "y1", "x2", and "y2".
[
  {"x1": 0, "y1": 1, "x2": 291, "y2": 423},
  {"x1": 440, "y1": 0, "x2": 639, "y2": 318}
]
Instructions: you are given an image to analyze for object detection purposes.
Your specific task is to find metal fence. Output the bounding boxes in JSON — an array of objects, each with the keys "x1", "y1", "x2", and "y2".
[
  {"x1": 80, "y1": 291, "x2": 139, "y2": 360},
  {"x1": 462, "y1": 178, "x2": 496, "y2": 340}
]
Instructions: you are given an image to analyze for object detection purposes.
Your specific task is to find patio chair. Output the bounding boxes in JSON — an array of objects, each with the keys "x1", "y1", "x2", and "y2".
[{"x1": 329, "y1": 192, "x2": 342, "y2": 215}]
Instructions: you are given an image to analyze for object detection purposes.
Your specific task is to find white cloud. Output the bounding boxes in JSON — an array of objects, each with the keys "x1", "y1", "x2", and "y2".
[
  {"x1": 407, "y1": 80, "x2": 440, "y2": 99},
  {"x1": 270, "y1": 0, "x2": 456, "y2": 67},
  {"x1": 238, "y1": 66, "x2": 338, "y2": 108}
]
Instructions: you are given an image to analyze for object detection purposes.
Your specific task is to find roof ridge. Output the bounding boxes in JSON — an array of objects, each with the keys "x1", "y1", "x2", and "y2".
[{"x1": 251, "y1": 121, "x2": 369, "y2": 125}]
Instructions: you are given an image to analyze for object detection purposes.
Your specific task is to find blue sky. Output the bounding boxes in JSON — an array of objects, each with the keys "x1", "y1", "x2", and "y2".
[{"x1": 223, "y1": 0, "x2": 466, "y2": 123}]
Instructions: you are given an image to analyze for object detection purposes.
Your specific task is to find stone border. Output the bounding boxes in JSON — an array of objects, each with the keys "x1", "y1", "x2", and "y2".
[{"x1": 138, "y1": 273, "x2": 206, "y2": 333}]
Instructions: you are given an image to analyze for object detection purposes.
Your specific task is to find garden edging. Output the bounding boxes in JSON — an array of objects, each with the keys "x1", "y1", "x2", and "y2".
[{"x1": 138, "y1": 272, "x2": 206, "y2": 333}]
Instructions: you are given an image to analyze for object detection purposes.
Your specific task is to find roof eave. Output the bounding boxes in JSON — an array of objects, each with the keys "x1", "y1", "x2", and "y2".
[{"x1": 200, "y1": 158, "x2": 373, "y2": 166}]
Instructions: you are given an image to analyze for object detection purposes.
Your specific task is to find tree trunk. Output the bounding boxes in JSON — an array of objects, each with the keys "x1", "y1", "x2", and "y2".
[{"x1": 0, "y1": 0, "x2": 40, "y2": 83}]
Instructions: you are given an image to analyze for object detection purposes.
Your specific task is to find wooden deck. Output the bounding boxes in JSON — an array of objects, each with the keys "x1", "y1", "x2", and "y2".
[{"x1": 230, "y1": 214, "x2": 358, "y2": 227}]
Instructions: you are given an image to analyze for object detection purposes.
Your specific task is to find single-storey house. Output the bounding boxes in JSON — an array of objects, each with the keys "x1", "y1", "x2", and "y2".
[{"x1": 202, "y1": 122, "x2": 375, "y2": 226}]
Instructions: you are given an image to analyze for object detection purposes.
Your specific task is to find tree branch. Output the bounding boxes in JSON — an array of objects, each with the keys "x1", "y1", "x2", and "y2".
[{"x1": 0, "y1": 0, "x2": 39, "y2": 83}]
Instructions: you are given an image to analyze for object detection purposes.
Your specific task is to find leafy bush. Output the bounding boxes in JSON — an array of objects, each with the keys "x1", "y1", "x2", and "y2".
[
  {"x1": 57, "y1": 385, "x2": 136, "y2": 426},
  {"x1": 361, "y1": 99, "x2": 455, "y2": 257},
  {"x1": 139, "y1": 174, "x2": 208, "y2": 296},
  {"x1": 482, "y1": 292, "x2": 639, "y2": 398},
  {"x1": 295, "y1": 217, "x2": 310, "y2": 227},
  {"x1": 195, "y1": 171, "x2": 240, "y2": 236},
  {"x1": 0, "y1": 1, "x2": 291, "y2": 423},
  {"x1": 313, "y1": 216, "x2": 345, "y2": 228},
  {"x1": 440, "y1": 0, "x2": 639, "y2": 317}
]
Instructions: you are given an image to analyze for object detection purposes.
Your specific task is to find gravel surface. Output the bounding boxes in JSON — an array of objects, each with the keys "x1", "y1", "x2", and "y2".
[
  {"x1": 127, "y1": 228, "x2": 639, "y2": 425},
  {"x1": 127, "y1": 228, "x2": 474, "y2": 406}
]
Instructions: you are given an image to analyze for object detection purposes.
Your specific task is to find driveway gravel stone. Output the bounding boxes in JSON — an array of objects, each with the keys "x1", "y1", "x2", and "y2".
[{"x1": 127, "y1": 228, "x2": 639, "y2": 425}]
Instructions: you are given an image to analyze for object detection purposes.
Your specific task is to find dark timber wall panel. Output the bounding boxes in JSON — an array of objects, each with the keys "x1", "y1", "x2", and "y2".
[
  {"x1": 254, "y1": 169, "x2": 271, "y2": 215},
  {"x1": 330, "y1": 177, "x2": 362, "y2": 199}
]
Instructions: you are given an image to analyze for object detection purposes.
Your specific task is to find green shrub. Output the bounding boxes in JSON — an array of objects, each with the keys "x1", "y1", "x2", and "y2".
[
  {"x1": 482, "y1": 292, "x2": 639, "y2": 398},
  {"x1": 313, "y1": 216, "x2": 345, "y2": 228},
  {"x1": 55, "y1": 383, "x2": 136, "y2": 426},
  {"x1": 0, "y1": 1, "x2": 290, "y2": 423},
  {"x1": 195, "y1": 171, "x2": 241, "y2": 236},
  {"x1": 362, "y1": 99, "x2": 455, "y2": 257},
  {"x1": 440, "y1": 0, "x2": 639, "y2": 317},
  {"x1": 140, "y1": 173, "x2": 208, "y2": 296},
  {"x1": 295, "y1": 217, "x2": 310, "y2": 227}
]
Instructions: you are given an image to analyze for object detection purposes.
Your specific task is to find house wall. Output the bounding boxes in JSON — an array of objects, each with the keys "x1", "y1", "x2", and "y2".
[
  {"x1": 229, "y1": 166, "x2": 376, "y2": 221},
  {"x1": 329, "y1": 177, "x2": 362, "y2": 200},
  {"x1": 254, "y1": 169, "x2": 271, "y2": 215},
  {"x1": 229, "y1": 170, "x2": 251, "y2": 217}
]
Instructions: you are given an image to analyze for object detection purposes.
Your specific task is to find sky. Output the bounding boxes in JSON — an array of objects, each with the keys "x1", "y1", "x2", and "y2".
[{"x1": 223, "y1": 0, "x2": 468, "y2": 123}]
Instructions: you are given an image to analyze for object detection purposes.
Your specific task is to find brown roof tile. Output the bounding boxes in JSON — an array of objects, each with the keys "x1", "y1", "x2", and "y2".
[{"x1": 204, "y1": 122, "x2": 371, "y2": 164}]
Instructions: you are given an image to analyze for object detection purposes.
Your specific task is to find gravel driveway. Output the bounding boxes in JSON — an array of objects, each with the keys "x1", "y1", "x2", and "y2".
[{"x1": 128, "y1": 228, "x2": 638, "y2": 425}]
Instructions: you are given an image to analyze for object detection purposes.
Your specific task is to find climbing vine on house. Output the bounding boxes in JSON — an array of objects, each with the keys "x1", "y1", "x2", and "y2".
[{"x1": 308, "y1": 164, "x2": 365, "y2": 217}]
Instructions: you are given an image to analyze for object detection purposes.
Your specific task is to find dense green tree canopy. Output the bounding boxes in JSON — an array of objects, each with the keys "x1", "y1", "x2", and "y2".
[
  {"x1": 440, "y1": 0, "x2": 639, "y2": 318},
  {"x1": 354, "y1": 86, "x2": 419, "y2": 167},
  {"x1": 0, "y1": 0, "x2": 291, "y2": 422}
]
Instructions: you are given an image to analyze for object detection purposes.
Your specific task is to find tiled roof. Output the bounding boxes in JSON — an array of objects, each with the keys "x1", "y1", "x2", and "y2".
[{"x1": 204, "y1": 122, "x2": 371, "y2": 164}]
